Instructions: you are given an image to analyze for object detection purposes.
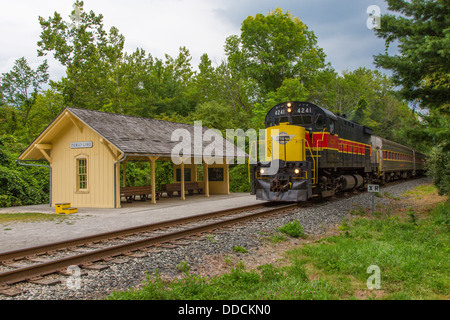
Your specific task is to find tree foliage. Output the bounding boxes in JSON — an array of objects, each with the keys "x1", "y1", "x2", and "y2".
[
  {"x1": 0, "y1": 57, "x2": 49, "y2": 129},
  {"x1": 0, "y1": 136, "x2": 49, "y2": 207},
  {"x1": 426, "y1": 143, "x2": 449, "y2": 196},
  {"x1": 226, "y1": 8, "x2": 326, "y2": 95},
  {"x1": 374, "y1": 0, "x2": 449, "y2": 113}
]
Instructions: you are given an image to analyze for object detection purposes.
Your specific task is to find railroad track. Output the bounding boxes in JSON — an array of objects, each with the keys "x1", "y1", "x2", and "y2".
[{"x1": 0, "y1": 202, "x2": 297, "y2": 295}]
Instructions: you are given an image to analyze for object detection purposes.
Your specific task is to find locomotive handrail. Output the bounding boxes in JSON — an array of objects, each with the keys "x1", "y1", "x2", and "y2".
[
  {"x1": 302, "y1": 138, "x2": 316, "y2": 184},
  {"x1": 314, "y1": 128, "x2": 327, "y2": 184},
  {"x1": 248, "y1": 140, "x2": 268, "y2": 183}
]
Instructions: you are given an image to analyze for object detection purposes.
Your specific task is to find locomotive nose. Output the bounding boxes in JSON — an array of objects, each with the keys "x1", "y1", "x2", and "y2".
[{"x1": 266, "y1": 124, "x2": 306, "y2": 162}]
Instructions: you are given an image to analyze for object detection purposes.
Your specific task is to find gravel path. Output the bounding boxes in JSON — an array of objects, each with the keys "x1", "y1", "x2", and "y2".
[{"x1": 0, "y1": 177, "x2": 431, "y2": 300}]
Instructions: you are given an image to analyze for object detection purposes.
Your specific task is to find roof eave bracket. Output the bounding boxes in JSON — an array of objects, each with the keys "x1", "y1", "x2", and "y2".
[{"x1": 65, "y1": 111, "x2": 83, "y2": 133}]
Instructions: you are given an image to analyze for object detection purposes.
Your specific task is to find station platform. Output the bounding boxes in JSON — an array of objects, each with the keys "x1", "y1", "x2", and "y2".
[{"x1": 0, "y1": 193, "x2": 266, "y2": 252}]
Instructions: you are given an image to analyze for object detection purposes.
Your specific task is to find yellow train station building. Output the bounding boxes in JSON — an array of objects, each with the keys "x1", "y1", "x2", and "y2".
[{"x1": 18, "y1": 108, "x2": 246, "y2": 209}]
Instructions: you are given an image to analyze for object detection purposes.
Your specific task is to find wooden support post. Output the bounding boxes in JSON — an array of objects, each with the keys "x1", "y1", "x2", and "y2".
[
  {"x1": 225, "y1": 160, "x2": 230, "y2": 195},
  {"x1": 193, "y1": 160, "x2": 197, "y2": 182},
  {"x1": 180, "y1": 160, "x2": 185, "y2": 200},
  {"x1": 122, "y1": 160, "x2": 127, "y2": 187},
  {"x1": 148, "y1": 157, "x2": 159, "y2": 204},
  {"x1": 203, "y1": 161, "x2": 209, "y2": 197}
]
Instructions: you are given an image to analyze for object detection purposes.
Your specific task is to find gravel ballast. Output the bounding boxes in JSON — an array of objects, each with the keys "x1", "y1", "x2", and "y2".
[{"x1": 0, "y1": 177, "x2": 431, "y2": 300}]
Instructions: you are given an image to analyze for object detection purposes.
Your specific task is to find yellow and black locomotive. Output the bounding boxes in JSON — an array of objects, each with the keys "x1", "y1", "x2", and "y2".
[{"x1": 251, "y1": 101, "x2": 426, "y2": 201}]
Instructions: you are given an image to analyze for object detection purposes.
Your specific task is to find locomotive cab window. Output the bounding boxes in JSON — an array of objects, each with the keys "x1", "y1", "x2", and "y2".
[
  {"x1": 292, "y1": 115, "x2": 312, "y2": 125},
  {"x1": 315, "y1": 114, "x2": 324, "y2": 130},
  {"x1": 272, "y1": 116, "x2": 289, "y2": 126},
  {"x1": 328, "y1": 119, "x2": 336, "y2": 134},
  {"x1": 279, "y1": 116, "x2": 289, "y2": 124}
]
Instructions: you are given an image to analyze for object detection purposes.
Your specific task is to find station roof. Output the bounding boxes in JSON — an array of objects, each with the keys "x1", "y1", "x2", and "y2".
[{"x1": 19, "y1": 107, "x2": 248, "y2": 161}]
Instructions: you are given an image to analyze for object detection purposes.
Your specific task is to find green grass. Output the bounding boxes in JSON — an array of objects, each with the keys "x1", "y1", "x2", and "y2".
[
  {"x1": 107, "y1": 199, "x2": 449, "y2": 300},
  {"x1": 299, "y1": 201, "x2": 449, "y2": 299},
  {"x1": 232, "y1": 246, "x2": 248, "y2": 253},
  {"x1": 0, "y1": 212, "x2": 70, "y2": 225},
  {"x1": 268, "y1": 233, "x2": 288, "y2": 243},
  {"x1": 108, "y1": 260, "x2": 344, "y2": 300},
  {"x1": 278, "y1": 220, "x2": 307, "y2": 238},
  {"x1": 382, "y1": 192, "x2": 401, "y2": 200},
  {"x1": 402, "y1": 184, "x2": 437, "y2": 198}
]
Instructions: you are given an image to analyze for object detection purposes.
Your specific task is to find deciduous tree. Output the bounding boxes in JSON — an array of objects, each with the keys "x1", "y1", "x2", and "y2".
[{"x1": 0, "y1": 57, "x2": 49, "y2": 127}]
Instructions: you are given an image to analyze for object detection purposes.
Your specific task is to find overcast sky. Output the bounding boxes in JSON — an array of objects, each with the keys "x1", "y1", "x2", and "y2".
[{"x1": 0, "y1": 0, "x2": 394, "y2": 82}]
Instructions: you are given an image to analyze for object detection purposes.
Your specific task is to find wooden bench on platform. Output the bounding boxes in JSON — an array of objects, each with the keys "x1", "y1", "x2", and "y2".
[
  {"x1": 162, "y1": 182, "x2": 203, "y2": 197},
  {"x1": 120, "y1": 186, "x2": 160, "y2": 203}
]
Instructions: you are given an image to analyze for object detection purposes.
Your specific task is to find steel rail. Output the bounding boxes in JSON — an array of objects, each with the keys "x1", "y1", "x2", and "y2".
[
  {"x1": 0, "y1": 203, "x2": 296, "y2": 286},
  {"x1": 0, "y1": 203, "x2": 267, "y2": 263}
]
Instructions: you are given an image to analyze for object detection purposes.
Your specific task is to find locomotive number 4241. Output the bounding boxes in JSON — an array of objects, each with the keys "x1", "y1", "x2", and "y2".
[{"x1": 297, "y1": 107, "x2": 312, "y2": 113}]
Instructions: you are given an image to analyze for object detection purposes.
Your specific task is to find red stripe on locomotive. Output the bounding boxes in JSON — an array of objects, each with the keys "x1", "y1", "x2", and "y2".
[{"x1": 305, "y1": 132, "x2": 366, "y2": 155}]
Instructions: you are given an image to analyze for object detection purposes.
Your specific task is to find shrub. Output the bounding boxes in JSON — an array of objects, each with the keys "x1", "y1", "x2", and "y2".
[
  {"x1": 229, "y1": 164, "x2": 252, "y2": 192},
  {"x1": 0, "y1": 136, "x2": 49, "y2": 207},
  {"x1": 176, "y1": 260, "x2": 191, "y2": 276},
  {"x1": 426, "y1": 144, "x2": 449, "y2": 196},
  {"x1": 232, "y1": 246, "x2": 248, "y2": 253},
  {"x1": 278, "y1": 220, "x2": 307, "y2": 238}
]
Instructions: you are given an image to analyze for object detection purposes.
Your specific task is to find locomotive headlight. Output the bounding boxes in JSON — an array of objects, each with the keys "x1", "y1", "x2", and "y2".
[
  {"x1": 260, "y1": 168, "x2": 265, "y2": 174},
  {"x1": 294, "y1": 168, "x2": 300, "y2": 174},
  {"x1": 287, "y1": 107, "x2": 292, "y2": 113}
]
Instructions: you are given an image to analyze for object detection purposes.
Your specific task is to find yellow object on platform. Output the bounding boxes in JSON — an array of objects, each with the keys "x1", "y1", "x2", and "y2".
[
  {"x1": 55, "y1": 203, "x2": 70, "y2": 213},
  {"x1": 61, "y1": 207, "x2": 78, "y2": 214},
  {"x1": 55, "y1": 203, "x2": 77, "y2": 214}
]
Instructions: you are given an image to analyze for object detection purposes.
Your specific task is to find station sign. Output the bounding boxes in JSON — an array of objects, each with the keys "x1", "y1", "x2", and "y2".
[{"x1": 70, "y1": 141, "x2": 93, "y2": 149}]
